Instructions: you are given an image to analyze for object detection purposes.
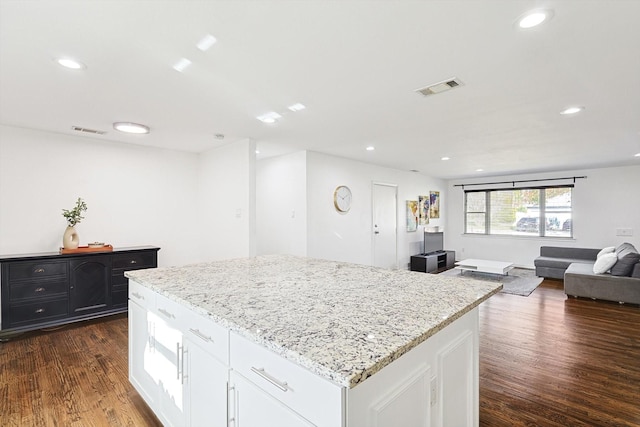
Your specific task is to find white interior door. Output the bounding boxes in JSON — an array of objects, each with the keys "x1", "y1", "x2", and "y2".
[{"x1": 372, "y1": 183, "x2": 397, "y2": 269}]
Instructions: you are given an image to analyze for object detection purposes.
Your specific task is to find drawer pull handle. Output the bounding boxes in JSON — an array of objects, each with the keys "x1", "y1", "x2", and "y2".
[
  {"x1": 250, "y1": 367, "x2": 289, "y2": 392},
  {"x1": 34, "y1": 287, "x2": 46, "y2": 293},
  {"x1": 131, "y1": 291, "x2": 144, "y2": 300},
  {"x1": 189, "y1": 328, "x2": 214, "y2": 343},
  {"x1": 35, "y1": 308, "x2": 45, "y2": 314},
  {"x1": 158, "y1": 308, "x2": 175, "y2": 319},
  {"x1": 34, "y1": 268, "x2": 45, "y2": 274},
  {"x1": 130, "y1": 260, "x2": 137, "y2": 264}
]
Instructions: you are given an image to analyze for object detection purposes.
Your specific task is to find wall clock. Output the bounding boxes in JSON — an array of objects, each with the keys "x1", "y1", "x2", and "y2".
[{"x1": 333, "y1": 185, "x2": 352, "y2": 212}]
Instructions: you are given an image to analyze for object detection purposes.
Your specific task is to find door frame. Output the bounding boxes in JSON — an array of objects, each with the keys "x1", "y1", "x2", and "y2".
[{"x1": 371, "y1": 181, "x2": 398, "y2": 269}]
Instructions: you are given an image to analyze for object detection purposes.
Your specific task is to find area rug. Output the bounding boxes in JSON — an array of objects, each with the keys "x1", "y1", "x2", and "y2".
[{"x1": 439, "y1": 267, "x2": 543, "y2": 296}]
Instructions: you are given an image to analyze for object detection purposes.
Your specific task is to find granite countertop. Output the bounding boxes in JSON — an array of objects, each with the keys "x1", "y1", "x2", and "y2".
[{"x1": 126, "y1": 254, "x2": 501, "y2": 388}]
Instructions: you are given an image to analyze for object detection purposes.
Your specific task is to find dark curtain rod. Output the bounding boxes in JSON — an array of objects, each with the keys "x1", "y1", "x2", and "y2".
[{"x1": 453, "y1": 176, "x2": 587, "y2": 189}]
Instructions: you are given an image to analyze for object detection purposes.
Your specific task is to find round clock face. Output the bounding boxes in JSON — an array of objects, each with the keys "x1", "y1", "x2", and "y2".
[{"x1": 334, "y1": 185, "x2": 352, "y2": 212}]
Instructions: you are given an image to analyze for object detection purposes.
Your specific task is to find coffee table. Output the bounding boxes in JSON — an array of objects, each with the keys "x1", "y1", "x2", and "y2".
[{"x1": 454, "y1": 258, "x2": 514, "y2": 276}]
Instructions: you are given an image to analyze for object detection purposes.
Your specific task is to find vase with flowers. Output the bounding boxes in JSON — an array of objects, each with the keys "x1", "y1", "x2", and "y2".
[{"x1": 62, "y1": 197, "x2": 87, "y2": 249}]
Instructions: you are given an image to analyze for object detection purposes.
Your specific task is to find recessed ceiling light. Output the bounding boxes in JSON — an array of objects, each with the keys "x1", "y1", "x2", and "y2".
[
  {"x1": 518, "y1": 10, "x2": 552, "y2": 29},
  {"x1": 113, "y1": 122, "x2": 150, "y2": 134},
  {"x1": 173, "y1": 58, "x2": 192, "y2": 72},
  {"x1": 196, "y1": 34, "x2": 217, "y2": 51},
  {"x1": 560, "y1": 106, "x2": 584, "y2": 115},
  {"x1": 257, "y1": 112, "x2": 282, "y2": 124},
  {"x1": 255, "y1": 150, "x2": 260, "y2": 154},
  {"x1": 635, "y1": 153, "x2": 640, "y2": 157},
  {"x1": 56, "y1": 58, "x2": 86, "y2": 70},
  {"x1": 366, "y1": 146, "x2": 375, "y2": 151},
  {"x1": 441, "y1": 156, "x2": 450, "y2": 161},
  {"x1": 288, "y1": 103, "x2": 306, "y2": 112},
  {"x1": 476, "y1": 168, "x2": 484, "y2": 172}
]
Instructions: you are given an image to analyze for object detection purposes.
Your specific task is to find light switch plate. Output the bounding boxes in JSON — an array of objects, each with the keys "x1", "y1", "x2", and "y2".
[{"x1": 616, "y1": 228, "x2": 633, "y2": 236}]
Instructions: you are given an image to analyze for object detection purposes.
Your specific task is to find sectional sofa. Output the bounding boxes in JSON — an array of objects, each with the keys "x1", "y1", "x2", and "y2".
[{"x1": 534, "y1": 243, "x2": 640, "y2": 304}]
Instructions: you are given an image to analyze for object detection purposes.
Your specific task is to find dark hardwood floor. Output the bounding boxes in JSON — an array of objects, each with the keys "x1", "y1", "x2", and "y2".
[
  {"x1": 1, "y1": 280, "x2": 638, "y2": 426},
  {"x1": 479, "y1": 279, "x2": 640, "y2": 427}
]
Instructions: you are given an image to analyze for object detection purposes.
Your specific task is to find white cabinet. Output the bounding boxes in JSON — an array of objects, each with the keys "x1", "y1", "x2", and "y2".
[
  {"x1": 230, "y1": 371, "x2": 316, "y2": 427},
  {"x1": 129, "y1": 281, "x2": 229, "y2": 427},
  {"x1": 129, "y1": 280, "x2": 480, "y2": 427},
  {"x1": 185, "y1": 337, "x2": 228, "y2": 427},
  {"x1": 128, "y1": 299, "x2": 158, "y2": 408}
]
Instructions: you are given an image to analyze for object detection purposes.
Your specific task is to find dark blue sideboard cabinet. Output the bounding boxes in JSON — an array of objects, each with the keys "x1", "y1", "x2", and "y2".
[{"x1": 0, "y1": 246, "x2": 159, "y2": 339}]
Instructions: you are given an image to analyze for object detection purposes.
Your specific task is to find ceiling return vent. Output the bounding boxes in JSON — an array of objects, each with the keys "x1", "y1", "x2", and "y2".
[
  {"x1": 416, "y1": 77, "x2": 464, "y2": 97},
  {"x1": 71, "y1": 126, "x2": 106, "y2": 135}
]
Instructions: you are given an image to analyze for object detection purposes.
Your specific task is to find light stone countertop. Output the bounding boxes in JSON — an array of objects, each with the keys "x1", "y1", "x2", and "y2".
[{"x1": 126, "y1": 254, "x2": 502, "y2": 388}]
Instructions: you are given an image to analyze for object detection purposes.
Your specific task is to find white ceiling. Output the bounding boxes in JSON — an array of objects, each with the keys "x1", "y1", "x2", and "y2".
[{"x1": 1, "y1": 0, "x2": 639, "y2": 179}]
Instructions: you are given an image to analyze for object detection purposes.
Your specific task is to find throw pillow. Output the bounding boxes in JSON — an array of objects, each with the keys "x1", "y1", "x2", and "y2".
[
  {"x1": 592, "y1": 253, "x2": 617, "y2": 274},
  {"x1": 611, "y1": 252, "x2": 640, "y2": 276},
  {"x1": 597, "y1": 247, "x2": 615, "y2": 258},
  {"x1": 615, "y1": 242, "x2": 637, "y2": 255}
]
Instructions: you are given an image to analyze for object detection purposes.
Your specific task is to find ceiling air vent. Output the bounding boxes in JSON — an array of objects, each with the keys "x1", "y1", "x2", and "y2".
[
  {"x1": 416, "y1": 77, "x2": 464, "y2": 97},
  {"x1": 71, "y1": 126, "x2": 106, "y2": 135}
]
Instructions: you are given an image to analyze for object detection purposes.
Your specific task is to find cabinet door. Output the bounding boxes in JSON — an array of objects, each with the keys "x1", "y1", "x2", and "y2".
[
  {"x1": 230, "y1": 372, "x2": 315, "y2": 427},
  {"x1": 154, "y1": 312, "x2": 187, "y2": 427},
  {"x1": 185, "y1": 339, "x2": 228, "y2": 427},
  {"x1": 69, "y1": 256, "x2": 111, "y2": 314},
  {"x1": 128, "y1": 300, "x2": 158, "y2": 408}
]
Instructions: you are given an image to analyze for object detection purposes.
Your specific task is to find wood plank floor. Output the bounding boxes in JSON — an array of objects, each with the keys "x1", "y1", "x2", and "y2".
[{"x1": 1, "y1": 280, "x2": 639, "y2": 426}]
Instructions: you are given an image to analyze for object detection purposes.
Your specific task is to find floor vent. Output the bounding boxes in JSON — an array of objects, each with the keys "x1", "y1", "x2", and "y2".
[
  {"x1": 416, "y1": 78, "x2": 464, "y2": 97},
  {"x1": 71, "y1": 126, "x2": 106, "y2": 135}
]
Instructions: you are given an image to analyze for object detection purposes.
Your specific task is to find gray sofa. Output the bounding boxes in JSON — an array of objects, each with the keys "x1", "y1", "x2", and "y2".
[{"x1": 535, "y1": 244, "x2": 640, "y2": 304}]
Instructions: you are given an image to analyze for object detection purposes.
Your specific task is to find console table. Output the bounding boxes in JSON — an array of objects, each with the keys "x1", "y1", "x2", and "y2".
[
  {"x1": 410, "y1": 250, "x2": 455, "y2": 273},
  {"x1": 0, "y1": 246, "x2": 159, "y2": 340}
]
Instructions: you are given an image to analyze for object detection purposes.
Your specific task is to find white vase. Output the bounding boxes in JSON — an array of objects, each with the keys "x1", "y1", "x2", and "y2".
[{"x1": 63, "y1": 225, "x2": 79, "y2": 249}]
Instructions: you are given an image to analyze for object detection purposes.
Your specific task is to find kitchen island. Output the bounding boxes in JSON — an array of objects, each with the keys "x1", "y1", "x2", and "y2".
[{"x1": 126, "y1": 255, "x2": 501, "y2": 427}]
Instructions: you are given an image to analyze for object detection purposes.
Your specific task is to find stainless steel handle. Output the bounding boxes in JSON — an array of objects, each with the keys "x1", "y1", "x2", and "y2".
[
  {"x1": 250, "y1": 367, "x2": 289, "y2": 392},
  {"x1": 158, "y1": 308, "x2": 175, "y2": 319},
  {"x1": 374, "y1": 231, "x2": 380, "y2": 234},
  {"x1": 176, "y1": 343, "x2": 181, "y2": 380},
  {"x1": 189, "y1": 328, "x2": 213, "y2": 343},
  {"x1": 35, "y1": 308, "x2": 45, "y2": 313},
  {"x1": 34, "y1": 287, "x2": 46, "y2": 293},
  {"x1": 181, "y1": 346, "x2": 187, "y2": 385},
  {"x1": 130, "y1": 260, "x2": 137, "y2": 264},
  {"x1": 131, "y1": 291, "x2": 144, "y2": 300},
  {"x1": 34, "y1": 267, "x2": 45, "y2": 273},
  {"x1": 228, "y1": 385, "x2": 236, "y2": 425}
]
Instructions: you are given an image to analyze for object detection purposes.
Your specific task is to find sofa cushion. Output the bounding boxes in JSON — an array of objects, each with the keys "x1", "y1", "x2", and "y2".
[
  {"x1": 593, "y1": 253, "x2": 618, "y2": 274},
  {"x1": 534, "y1": 256, "x2": 594, "y2": 270},
  {"x1": 632, "y1": 263, "x2": 640, "y2": 279},
  {"x1": 611, "y1": 252, "x2": 640, "y2": 276},
  {"x1": 597, "y1": 247, "x2": 615, "y2": 258}
]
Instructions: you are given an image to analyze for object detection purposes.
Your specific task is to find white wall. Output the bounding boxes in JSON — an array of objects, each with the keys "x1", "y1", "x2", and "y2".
[
  {"x1": 197, "y1": 139, "x2": 256, "y2": 261},
  {"x1": 446, "y1": 165, "x2": 640, "y2": 268},
  {"x1": 306, "y1": 151, "x2": 447, "y2": 268},
  {"x1": 0, "y1": 125, "x2": 200, "y2": 267},
  {"x1": 256, "y1": 151, "x2": 307, "y2": 256}
]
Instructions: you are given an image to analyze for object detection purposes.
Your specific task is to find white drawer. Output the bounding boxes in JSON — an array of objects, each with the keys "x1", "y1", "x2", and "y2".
[
  {"x1": 154, "y1": 292, "x2": 229, "y2": 365},
  {"x1": 182, "y1": 306, "x2": 229, "y2": 365},
  {"x1": 230, "y1": 332, "x2": 344, "y2": 427},
  {"x1": 128, "y1": 280, "x2": 156, "y2": 311}
]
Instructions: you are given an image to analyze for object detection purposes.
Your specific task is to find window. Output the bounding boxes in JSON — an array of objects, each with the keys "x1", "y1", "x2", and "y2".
[{"x1": 464, "y1": 186, "x2": 572, "y2": 237}]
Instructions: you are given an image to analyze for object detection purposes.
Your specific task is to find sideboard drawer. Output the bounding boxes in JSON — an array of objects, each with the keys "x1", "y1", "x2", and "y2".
[
  {"x1": 9, "y1": 261, "x2": 67, "y2": 281},
  {"x1": 112, "y1": 252, "x2": 157, "y2": 270},
  {"x1": 9, "y1": 298, "x2": 69, "y2": 327},
  {"x1": 9, "y1": 279, "x2": 67, "y2": 302}
]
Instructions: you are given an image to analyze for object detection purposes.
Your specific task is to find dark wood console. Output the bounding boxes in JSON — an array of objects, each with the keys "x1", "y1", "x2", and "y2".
[
  {"x1": 0, "y1": 246, "x2": 159, "y2": 339},
  {"x1": 410, "y1": 250, "x2": 455, "y2": 274}
]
